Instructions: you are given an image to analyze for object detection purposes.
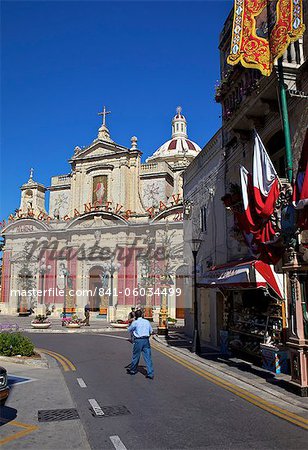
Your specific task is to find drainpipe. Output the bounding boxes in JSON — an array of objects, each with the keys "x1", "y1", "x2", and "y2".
[{"x1": 277, "y1": 58, "x2": 293, "y2": 182}]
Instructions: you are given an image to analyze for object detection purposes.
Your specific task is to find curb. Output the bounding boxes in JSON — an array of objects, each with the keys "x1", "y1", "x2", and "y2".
[
  {"x1": 23, "y1": 327, "x2": 127, "y2": 334},
  {"x1": 0, "y1": 351, "x2": 49, "y2": 369},
  {"x1": 153, "y1": 335, "x2": 308, "y2": 411}
]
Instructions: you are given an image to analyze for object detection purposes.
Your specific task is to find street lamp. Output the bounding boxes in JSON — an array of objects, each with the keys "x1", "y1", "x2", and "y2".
[
  {"x1": 190, "y1": 238, "x2": 202, "y2": 355},
  {"x1": 62, "y1": 268, "x2": 69, "y2": 316},
  {"x1": 100, "y1": 259, "x2": 121, "y2": 320},
  {"x1": 140, "y1": 258, "x2": 154, "y2": 321},
  {"x1": 39, "y1": 257, "x2": 51, "y2": 306}
]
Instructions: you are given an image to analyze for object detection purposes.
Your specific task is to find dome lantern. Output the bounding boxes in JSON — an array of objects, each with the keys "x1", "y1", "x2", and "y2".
[
  {"x1": 172, "y1": 106, "x2": 187, "y2": 138},
  {"x1": 146, "y1": 106, "x2": 201, "y2": 164}
]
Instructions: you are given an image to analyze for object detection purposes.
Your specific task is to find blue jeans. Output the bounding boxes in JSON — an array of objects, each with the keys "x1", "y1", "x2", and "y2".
[{"x1": 131, "y1": 338, "x2": 154, "y2": 377}]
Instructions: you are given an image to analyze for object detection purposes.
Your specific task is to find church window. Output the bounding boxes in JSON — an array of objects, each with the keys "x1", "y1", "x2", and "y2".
[
  {"x1": 200, "y1": 206, "x2": 207, "y2": 232},
  {"x1": 181, "y1": 124, "x2": 184, "y2": 132}
]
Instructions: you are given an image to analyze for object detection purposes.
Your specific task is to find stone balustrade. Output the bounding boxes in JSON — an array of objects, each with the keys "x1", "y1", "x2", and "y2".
[{"x1": 51, "y1": 174, "x2": 71, "y2": 186}]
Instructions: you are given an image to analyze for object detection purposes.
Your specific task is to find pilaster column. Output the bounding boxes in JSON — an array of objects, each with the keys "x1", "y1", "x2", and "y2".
[{"x1": 284, "y1": 250, "x2": 308, "y2": 396}]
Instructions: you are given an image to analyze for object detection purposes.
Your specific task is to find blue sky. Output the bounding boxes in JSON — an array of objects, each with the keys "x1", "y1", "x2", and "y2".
[{"x1": 1, "y1": 1, "x2": 232, "y2": 219}]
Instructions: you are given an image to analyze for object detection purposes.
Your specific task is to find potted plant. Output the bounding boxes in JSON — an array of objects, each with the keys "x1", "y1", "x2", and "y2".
[
  {"x1": 167, "y1": 317, "x2": 177, "y2": 326},
  {"x1": 31, "y1": 315, "x2": 51, "y2": 329},
  {"x1": 110, "y1": 319, "x2": 129, "y2": 329},
  {"x1": 64, "y1": 315, "x2": 82, "y2": 328}
]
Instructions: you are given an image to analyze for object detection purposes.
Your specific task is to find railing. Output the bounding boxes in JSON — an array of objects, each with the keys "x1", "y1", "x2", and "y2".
[
  {"x1": 141, "y1": 163, "x2": 158, "y2": 171},
  {"x1": 51, "y1": 175, "x2": 71, "y2": 186},
  {"x1": 282, "y1": 39, "x2": 304, "y2": 66},
  {"x1": 217, "y1": 70, "x2": 262, "y2": 120}
]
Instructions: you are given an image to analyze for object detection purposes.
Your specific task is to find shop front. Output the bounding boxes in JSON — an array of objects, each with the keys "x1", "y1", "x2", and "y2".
[{"x1": 201, "y1": 259, "x2": 289, "y2": 373}]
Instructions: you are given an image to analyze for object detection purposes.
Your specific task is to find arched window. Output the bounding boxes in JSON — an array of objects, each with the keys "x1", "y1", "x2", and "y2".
[{"x1": 266, "y1": 130, "x2": 286, "y2": 178}]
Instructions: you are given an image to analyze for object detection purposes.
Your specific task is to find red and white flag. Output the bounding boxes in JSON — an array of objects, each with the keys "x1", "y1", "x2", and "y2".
[
  {"x1": 240, "y1": 165, "x2": 254, "y2": 232},
  {"x1": 253, "y1": 132, "x2": 280, "y2": 219}
]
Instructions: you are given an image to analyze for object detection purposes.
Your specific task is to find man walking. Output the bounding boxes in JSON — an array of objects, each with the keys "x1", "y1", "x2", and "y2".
[
  {"x1": 127, "y1": 309, "x2": 154, "y2": 379},
  {"x1": 128, "y1": 307, "x2": 135, "y2": 324},
  {"x1": 83, "y1": 303, "x2": 90, "y2": 326}
]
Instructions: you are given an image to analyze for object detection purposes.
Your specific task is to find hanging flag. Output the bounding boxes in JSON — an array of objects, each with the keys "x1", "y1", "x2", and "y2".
[
  {"x1": 228, "y1": 0, "x2": 306, "y2": 76},
  {"x1": 240, "y1": 165, "x2": 256, "y2": 232},
  {"x1": 253, "y1": 132, "x2": 280, "y2": 218},
  {"x1": 237, "y1": 163, "x2": 282, "y2": 264}
]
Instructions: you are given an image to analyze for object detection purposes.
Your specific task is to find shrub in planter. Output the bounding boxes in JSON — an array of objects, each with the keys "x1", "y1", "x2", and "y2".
[
  {"x1": 32, "y1": 315, "x2": 50, "y2": 324},
  {"x1": 62, "y1": 315, "x2": 82, "y2": 326},
  {"x1": 167, "y1": 317, "x2": 177, "y2": 324},
  {"x1": 0, "y1": 332, "x2": 35, "y2": 357}
]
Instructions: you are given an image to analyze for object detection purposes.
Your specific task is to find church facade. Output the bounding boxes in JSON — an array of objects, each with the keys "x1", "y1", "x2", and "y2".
[{"x1": 1, "y1": 108, "x2": 201, "y2": 320}]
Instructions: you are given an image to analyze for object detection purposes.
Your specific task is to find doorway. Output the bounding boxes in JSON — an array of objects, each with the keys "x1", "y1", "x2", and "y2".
[{"x1": 88, "y1": 267, "x2": 103, "y2": 312}]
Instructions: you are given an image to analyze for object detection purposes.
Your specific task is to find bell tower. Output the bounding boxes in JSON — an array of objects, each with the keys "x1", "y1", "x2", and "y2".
[{"x1": 20, "y1": 168, "x2": 46, "y2": 215}]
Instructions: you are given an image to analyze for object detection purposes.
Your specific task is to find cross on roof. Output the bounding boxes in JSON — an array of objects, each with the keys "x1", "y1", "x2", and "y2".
[{"x1": 98, "y1": 106, "x2": 111, "y2": 126}]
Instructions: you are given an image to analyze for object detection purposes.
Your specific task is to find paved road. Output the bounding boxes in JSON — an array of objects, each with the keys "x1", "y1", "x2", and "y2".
[{"x1": 29, "y1": 333, "x2": 307, "y2": 450}]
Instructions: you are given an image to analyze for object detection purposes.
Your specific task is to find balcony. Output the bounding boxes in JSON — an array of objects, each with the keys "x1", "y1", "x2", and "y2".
[{"x1": 217, "y1": 45, "x2": 305, "y2": 134}]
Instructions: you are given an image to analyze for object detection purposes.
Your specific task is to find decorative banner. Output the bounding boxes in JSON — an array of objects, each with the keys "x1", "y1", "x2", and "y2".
[
  {"x1": 228, "y1": 0, "x2": 306, "y2": 76},
  {"x1": 0, "y1": 193, "x2": 183, "y2": 230}
]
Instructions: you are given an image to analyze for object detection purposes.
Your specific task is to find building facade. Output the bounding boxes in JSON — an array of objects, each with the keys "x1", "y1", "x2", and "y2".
[
  {"x1": 1, "y1": 108, "x2": 201, "y2": 320},
  {"x1": 184, "y1": 4, "x2": 308, "y2": 383}
]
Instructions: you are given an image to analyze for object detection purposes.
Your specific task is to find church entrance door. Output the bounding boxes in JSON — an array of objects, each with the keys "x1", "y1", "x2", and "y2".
[{"x1": 88, "y1": 267, "x2": 102, "y2": 312}]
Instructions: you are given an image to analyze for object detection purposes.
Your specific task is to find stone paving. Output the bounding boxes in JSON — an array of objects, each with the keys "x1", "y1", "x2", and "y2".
[
  {"x1": 154, "y1": 330, "x2": 308, "y2": 412},
  {"x1": 0, "y1": 357, "x2": 90, "y2": 449},
  {"x1": 0, "y1": 314, "x2": 118, "y2": 334}
]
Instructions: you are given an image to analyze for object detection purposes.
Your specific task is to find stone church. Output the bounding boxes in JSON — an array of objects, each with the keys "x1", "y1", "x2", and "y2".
[{"x1": 1, "y1": 107, "x2": 201, "y2": 320}]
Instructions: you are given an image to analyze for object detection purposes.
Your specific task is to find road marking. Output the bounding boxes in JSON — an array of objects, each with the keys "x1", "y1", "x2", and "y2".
[
  {"x1": 8, "y1": 375, "x2": 37, "y2": 386},
  {"x1": 77, "y1": 377, "x2": 87, "y2": 388},
  {"x1": 0, "y1": 420, "x2": 38, "y2": 446},
  {"x1": 88, "y1": 398, "x2": 105, "y2": 416},
  {"x1": 152, "y1": 343, "x2": 308, "y2": 430},
  {"x1": 98, "y1": 334, "x2": 129, "y2": 341},
  {"x1": 110, "y1": 435, "x2": 128, "y2": 450},
  {"x1": 37, "y1": 348, "x2": 76, "y2": 372}
]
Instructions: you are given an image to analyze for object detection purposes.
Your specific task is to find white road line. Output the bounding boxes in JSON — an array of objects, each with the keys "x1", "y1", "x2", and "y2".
[
  {"x1": 88, "y1": 398, "x2": 104, "y2": 416},
  {"x1": 77, "y1": 378, "x2": 87, "y2": 388},
  {"x1": 110, "y1": 435, "x2": 128, "y2": 450},
  {"x1": 98, "y1": 334, "x2": 129, "y2": 341}
]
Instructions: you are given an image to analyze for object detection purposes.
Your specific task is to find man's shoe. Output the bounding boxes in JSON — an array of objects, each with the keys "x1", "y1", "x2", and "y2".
[
  {"x1": 146, "y1": 375, "x2": 154, "y2": 379},
  {"x1": 126, "y1": 369, "x2": 137, "y2": 375}
]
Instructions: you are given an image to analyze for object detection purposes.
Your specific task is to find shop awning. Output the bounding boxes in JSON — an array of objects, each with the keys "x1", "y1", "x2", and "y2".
[{"x1": 200, "y1": 260, "x2": 284, "y2": 299}]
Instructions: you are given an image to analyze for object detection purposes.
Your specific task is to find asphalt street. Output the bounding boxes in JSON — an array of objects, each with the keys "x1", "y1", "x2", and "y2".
[{"x1": 28, "y1": 332, "x2": 308, "y2": 450}]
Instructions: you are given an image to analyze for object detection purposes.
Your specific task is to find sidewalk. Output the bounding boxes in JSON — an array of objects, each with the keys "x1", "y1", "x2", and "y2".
[
  {"x1": 0, "y1": 355, "x2": 90, "y2": 449},
  {"x1": 0, "y1": 314, "x2": 120, "y2": 334},
  {"x1": 154, "y1": 330, "x2": 308, "y2": 414}
]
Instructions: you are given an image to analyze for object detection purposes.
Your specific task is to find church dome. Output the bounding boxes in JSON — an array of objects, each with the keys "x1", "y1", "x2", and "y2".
[{"x1": 147, "y1": 107, "x2": 201, "y2": 163}]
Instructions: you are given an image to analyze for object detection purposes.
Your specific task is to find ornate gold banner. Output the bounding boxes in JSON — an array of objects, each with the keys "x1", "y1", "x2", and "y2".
[{"x1": 228, "y1": 0, "x2": 305, "y2": 76}]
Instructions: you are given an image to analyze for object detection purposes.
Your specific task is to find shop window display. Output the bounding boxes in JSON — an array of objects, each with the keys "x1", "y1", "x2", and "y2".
[{"x1": 227, "y1": 290, "x2": 284, "y2": 360}]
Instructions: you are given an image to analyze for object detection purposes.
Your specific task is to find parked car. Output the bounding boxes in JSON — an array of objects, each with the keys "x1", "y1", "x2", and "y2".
[{"x1": 0, "y1": 367, "x2": 9, "y2": 405}]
